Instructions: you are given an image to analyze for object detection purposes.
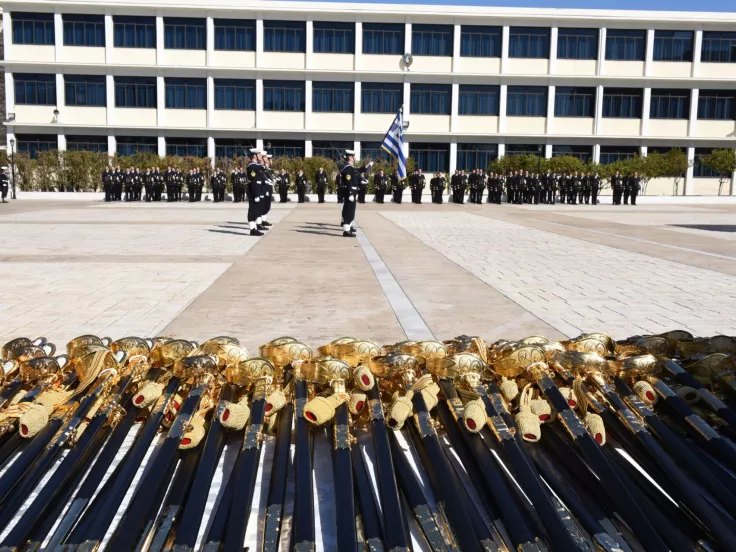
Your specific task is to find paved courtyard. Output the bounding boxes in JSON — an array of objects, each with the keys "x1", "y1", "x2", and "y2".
[{"x1": 2, "y1": 198, "x2": 736, "y2": 349}]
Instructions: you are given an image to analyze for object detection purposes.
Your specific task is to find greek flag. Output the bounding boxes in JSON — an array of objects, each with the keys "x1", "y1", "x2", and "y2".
[{"x1": 381, "y1": 107, "x2": 407, "y2": 180}]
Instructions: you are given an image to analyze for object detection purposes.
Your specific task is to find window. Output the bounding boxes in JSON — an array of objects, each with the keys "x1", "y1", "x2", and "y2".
[
  {"x1": 164, "y1": 17, "x2": 205, "y2": 50},
  {"x1": 698, "y1": 90, "x2": 735, "y2": 120},
  {"x1": 166, "y1": 138, "x2": 207, "y2": 157},
  {"x1": 702, "y1": 32, "x2": 736, "y2": 63},
  {"x1": 267, "y1": 140, "x2": 304, "y2": 158},
  {"x1": 15, "y1": 74, "x2": 56, "y2": 105},
  {"x1": 114, "y1": 16, "x2": 156, "y2": 48},
  {"x1": 362, "y1": 23, "x2": 404, "y2": 55},
  {"x1": 602, "y1": 88, "x2": 642, "y2": 118},
  {"x1": 458, "y1": 85, "x2": 499, "y2": 116},
  {"x1": 63, "y1": 14, "x2": 104, "y2": 47},
  {"x1": 693, "y1": 149, "x2": 719, "y2": 177},
  {"x1": 552, "y1": 145, "x2": 592, "y2": 163},
  {"x1": 313, "y1": 141, "x2": 353, "y2": 160},
  {"x1": 653, "y1": 31, "x2": 693, "y2": 62},
  {"x1": 507, "y1": 86, "x2": 547, "y2": 116},
  {"x1": 460, "y1": 26, "x2": 501, "y2": 58},
  {"x1": 361, "y1": 83, "x2": 402, "y2": 114},
  {"x1": 412, "y1": 24, "x2": 453, "y2": 56},
  {"x1": 554, "y1": 87, "x2": 595, "y2": 117},
  {"x1": 361, "y1": 141, "x2": 392, "y2": 162},
  {"x1": 215, "y1": 79, "x2": 255, "y2": 110},
  {"x1": 214, "y1": 19, "x2": 255, "y2": 51},
  {"x1": 509, "y1": 27, "x2": 550, "y2": 59},
  {"x1": 12, "y1": 12, "x2": 55, "y2": 45},
  {"x1": 17, "y1": 134, "x2": 58, "y2": 158},
  {"x1": 606, "y1": 29, "x2": 646, "y2": 61},
  {"x1": 410, "y1": 143, "x2": 449, "y2": 172},
  {"x1": 313, "y1": 82, "x2": 354, "y2": 113},
  {"x1": 116, "y1": 136, "x2": 157, "y2": 156},
  {"x1": 557, "y1": 28, "x2": 598, "y2": 60},
  {"x1": 65, "y1": 75, "x2": 106, "y2": 107},
  {"x1": 264, "y1": 81, "x2": 305, "y2": 111},
  {"x1": 264, "y1": 21, "x2": 305, "y2": 53},
  {"x1": 650, "y1": 89, "x2": 690, "y2": 119},
  {"x1": 410, "y1": 84, "x2": 451, "y2": 115},
  {"x1": 506, "y1": 144, "x2": 544, "y2": 157},
  {"x1": 215, "y1": 139, "x2": 255, "y2": 159},
  {"x1": 313, "y1": 22, "x2": 354, "y2": 54},
  {"x1": 165, "y1": 78, "x2": 206, "y2": 109},
  {"x1": 457, "y1": 144, "x2": 497, "y2": 171},
  {"x1": 115, "y1": 77, "x2": 157, "y2": 108},
  {"x1": 599, "y1": 146, "x2": 638, "y2": 164},
  {"x1": 66, "y1": 135, "x2": 107, "y2": 153}
]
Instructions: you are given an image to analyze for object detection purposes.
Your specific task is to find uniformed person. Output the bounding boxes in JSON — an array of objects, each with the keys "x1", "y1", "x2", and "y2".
[
  {"x1": 358, "y1": 168, "x2": 368, "y2": 204},
  {"x1": 0, "y1": 167, "x2": 9, "y2": 203},
  {"x1": 296, "y1": 169, "x2": 307, "y2": 203},
  {"x1": 429, "y1": 172, "x2": 440, "y2": 204},
  {"x1": 102, "y1": 166, "x2": 112, "y2": 202},
  {"x1": 580, "y1": 172, "x2": 591, "y2": 205},
  {"x1": 628, "y1": 172, "x2": 641, "y2": 206},
  {"x1": 374, "y1": 169, "x2": 388, "y2": 204},
  {"x1": 262, "y1": 153, "x2": 275, "y2": 227},
  {"x1": 341, "y1": 150, "x2": 372, "y2": 237},
  {"x1": 314, "y1": 167, "x2": 328, "y2": 203},
  {"x1": 336, "y1": 170, "x2": 347, "y2": 203},
  {"x1": 246, "y1": 149, "x2": 266, "y2": 236},
  {"x1": 391, "y1": 169, "x2": 403, "y2": 204},
  {"x1": 611, "y1": 170, "x2": 623, "y2": 205},
  {"x1": 591, "y1": 172, "x2": 601, "y2": 205}
]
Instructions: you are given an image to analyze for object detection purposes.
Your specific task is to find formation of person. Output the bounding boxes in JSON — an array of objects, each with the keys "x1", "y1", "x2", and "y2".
[{"x1": 101, "y1": 166, "x2": 205, "y2": 203}]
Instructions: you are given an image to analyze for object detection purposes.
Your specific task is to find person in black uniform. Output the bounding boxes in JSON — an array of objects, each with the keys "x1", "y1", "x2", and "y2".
[
  {"x1": 246, "y1": 149, "x2": 266, "y2": 236},
  {"x1": 262, "y1": 153, "x2": 275, "y2": 227},
  {"x1": 623, "y1": 173, "x2": 632, "y2": 205},
  {"x1": 341, "y1": 150, "x2": 372, "y2": 237},
  {"x1": 315, "y1": 167, "x2": 328, "y2": 203},
  {"x1": 212, "y1": 168, "x2": 225, "y2": 202},
  {"x1": 374, "y1": 169, "x2": 387, "y2": 204},
  {"x1": 429, "y1": 172, "x2": 439, "y2": 204},
  {"x1": 611, "y1": 170, "x2": 623, "y2": 205},
  {"x1": 153, "y1": 167, "x2": 163, "y2": 201},
  {"x1": 629, "y1": 172, "x2": 640, "y2": 206},
  {"x1": 391, "y1": 170, "x2": 403, "y2": 204},
  {"x1": 580, "y1": 172, "x2": 591, "y2": 205},
  {"x1": 102, "y1": 166, "x2": 112, "y2": 202},
  {"x1": 591, "y1": 172, "x2": 600, "y2": 205},
  {"x1": 336, "y1": 171, "x2": 346, "y2": 203},
  {"x1": 358, "y1": 169, "x2": 368, "y2": 204},
  {"x1": 296, "y1": 169, "x2": 307, "y2": 203},
  {"x1": 0, "y1": 167, "x2": 9, "y2": 203}
]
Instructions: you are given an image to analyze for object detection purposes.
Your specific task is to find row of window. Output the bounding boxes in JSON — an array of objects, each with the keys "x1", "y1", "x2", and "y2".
[
  {"x1": 12, "y1": 134, "x2": 721, "y2": 176},
  {"x1": 11, "y1": 13, "x2": 736, "y2": 62},
  {"x1": 14, "y1": 74, "x2": 735, "y2": 119}
]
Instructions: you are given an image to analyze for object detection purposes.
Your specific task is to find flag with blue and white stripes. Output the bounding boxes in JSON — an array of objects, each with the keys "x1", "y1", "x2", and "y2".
[{"x1": 380, "y1": 107, "x2": 407, "y2": 180}]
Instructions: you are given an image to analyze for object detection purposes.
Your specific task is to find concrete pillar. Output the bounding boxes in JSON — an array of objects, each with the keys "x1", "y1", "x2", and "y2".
[
  {"x1": 156, "y1": 16, "x2": 164, "y2": 65},
  {"x1": 501, "y1": 26, "x2": 510, "y2": 73},
  {"x1": 449, "y1": 140, "x2": 458, "y2": 174},
  {"x1": 206, "y1": 17, "x2": 214, "y2": 66},
  {"x1": 256, "y1": 78, "x2": 264, "y2": 128},
  {"x1": 207, "y1": 136, "x2": 215, "y2": 166},
  {"x1": 256, "y1": 138, "x2": 264, "y2": 151},
  {"x1": 3, "y1": 12, "x2": 12, "y2": 62},
  {"x1": 597, "y1": 28, "x2": 606, "y2": 75},
  {"x1": 499, "y1": 84, "x2": 507, "y2": 133},
  {"x1": 640, "y1": 146, "x2": 648, "y2": 157},
  {"x1": 207, "y1": 76, "x2": 215, "y2": 127},
  {"x1": 641, "y1": 87, "x2": 651, "y2": 136},
  {"x1": 5, "y1": 73, "x2": 15, "y2": 117},
  {"x1": 107, "y1": 135, "x2": 116, "y2": 157},
  {"x1": 158, "y1": 136, "x2": 166, "y2": 158},
  {"x1": 593, "y1": 144, "x2": 601, "y2": 163},
  {"x1": 157, "y1": 76, "x2": 166, "y2": 126},
  {"x1": 450, "y1": 83, "x2": 459, "y2": 133},
  {"x1": 452, "y1": 23, "x2": 461, "y2": 72},
  {"x1": 594, "y1": 84, "x2": 603, "y2": 135},
  {"x1": 730, "y1": 160, "x2": 736, "y2": 195},
  {"x1": 549, "y1": 27, "x2": 558, "y2": 74},
  {"x1": 106, "y1": 75, "x2": 115, "y2": 125},
  {"x1": 256, "y1": 18, "x2": 264, "y2": 67},
  {"x1": 354, "y1": 141, "x2": 361, "y2": 161},
  {"x1": 545, "y1": 144, "x2": 553, "y2": 158},
  {"x1": 105, "y1": 15, "x2": 114, "y2": 63},
  {"x1": 57, "y1": 134, "x2": 66, "y2": 151},
  {"x1": 403, "y1": 81, "x2": 411, "y2": 120},
  {"x1": 354, "y1": 22, "x2": 362, "y2": 70},
  {"x1": 304, "y1": 80, "x2": 313, "y2": 129},
  {"x1": 304, "y1": 140, "x2": 313, "y2": 158},
  {"x1": 498, "y1": 143, "x2": 505, "y2": 158},
  {"x1": 305, "y1": 20, "x2": 314, "y2": 69},
  {"x1": 55, "y1": 74, "x2": 65, "y2": 119},
  {"x1": 684, "y1": 146, "x2": 695, "y2": 196},
  {"x1": 353, "y1": 81, "x2": 361, "y2": 131},
  {"x1": 546, "y1": 85, "x2": 555, "y2": 133},
  {"x1": 688, "y1": 88, "x2": 699, "y2": 136},
  {"x1": 404, "y1": 23, "x2": 412, "y2": 54},
  {"x1": 644, "y1": 29, "x2": 655, "y2": 76},
  {"x1": 54, "y1": 13, "x2": 63, "y2": 61},
  {"x1": 692, "y1": 29, "x2": 703, "y2": 77}
]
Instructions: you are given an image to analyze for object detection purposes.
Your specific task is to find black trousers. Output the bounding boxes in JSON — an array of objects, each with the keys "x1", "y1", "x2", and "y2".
[
  {"x1": 342, "y1": 198, "x2": 357, "y2": 224},
  {"x1": 358, "y1": 186, "x2": 367, "y2": 203},
  {"x1": 612, "y1": 189, "x2": 621, "y2": 205},
  {"x1": 317, "y1": 185, "x2": 326, "y2": 203},
  {"x1": 104, "y1": 185, "x2": 111, "y2": 202},
  {"x1": 1, "y1": 184, "x2": 8, "y2": 201},
  {"x1": 154, "y1": 186, "x2": 163, "y2": 202},
  {"x1": 394, "y1": 188, "x2": 403, "y2": 204},
  {"x1": 623, "y1": 189, "x2": 630, "y2": 204},
  {"x1": 247, "y1": 198, "x2": 260, "y2": 222},
  {"x1": 591, "y1": 187, "x2": 598, "y2": 205},
  {"x1": 337, "y1": 187, "x2": 345, "y2": 203},
  {"x1": 188, "y1": 185, "x2": 196, "y2": 202},
  {"x1": 297, "y1": 185, "x2": 306, "y2": 203},
  {"x1": 630, "y1": 190, "x2": 638, "y2": 205},
  {"x1": 278, "y1": 184, "x2": 288, "y2": 203},
  {"x1": 376, "y1": 189, "x2": 385, "y2": 204}
]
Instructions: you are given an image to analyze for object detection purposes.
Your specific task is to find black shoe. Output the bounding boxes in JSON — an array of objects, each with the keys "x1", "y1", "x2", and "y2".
[
  {"x1": 350, "y1": 227, "x2": 356, "y2": 234},
  {"x1": 343, "y1": 231, "x2": 355, "y2": 237},
  {"x1": 257, "y1": 224, "x2": 267, "y2": 231},
  {"x1": 250, "y1": 229, "x2": 264, "y2": 236},
  {"x1": 261, "y1": 221, "x2": 272, "y2": 227}
]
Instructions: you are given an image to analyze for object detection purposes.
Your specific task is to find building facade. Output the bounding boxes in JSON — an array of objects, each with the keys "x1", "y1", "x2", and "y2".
[{"x1": 2, "y1": 0, "x2": 736, "y2": 194}]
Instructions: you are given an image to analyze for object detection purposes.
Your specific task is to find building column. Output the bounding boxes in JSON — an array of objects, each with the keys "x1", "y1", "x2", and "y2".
[
  {"x1": 644, "y1": 29, "x2": 655, "y2": 77},
  {"x1": 688, "y1": 88, "x2": 699, "y2": 136},
  {"x1": 107, "y1": 135, "x2": 116, "y2": 157},
  {"x1": 730, "y1": 155, "x2": 736, "y2": 195},
  {"x1": 452, "y1": 23, "x2": 461, "y2": 72},
  {"x1": 597, "y1": 27, "x2": 606, "y2": 75},
  {"x1": 57, "y1": 134, "x2": 66, "y2": 151},
  {"x1": 403, "y1": 140, "x2": 409, "y2": 160},
  {"x1": 354, "y1": 22, "x2": 362, "y2": 70},
  {"x1": 545, "y1": 85, "x2": 555, "y2": 133},
  {"x1": 5, "y1": 73, "x2": 15, "y2": 118},
  {"x1": 54, "y1": 13, "x2": 63, "y2": 61},
  {"x1": 594, "y1": 85, "x2": 603, "y2": 135},
  {"x1": 157, "y1": 76, "x2": 165, "y2": 126},
  {"x1": 158, "y1": 136, "x2": 166, "y2": 158},
  {"x1": 55, "y1": 74, "x2": 65, "y2": 122},
  {"x1": 450, "y1": 82, "x2": 459, "y2": 133},
  {"x1": 404, "y1": 23, "x2": 412, "y2": 54},
  {"x1": 498, "y1": 84, "x2": 507, "y2": 133},
  {"x1": 501, "y1": 26, "x2": 510, "y2": 73},
  {"x1": 497, "y1": 143, "x2": 505, "y2": 158},
  {"x1": 549, "y1": 26, "x2": 558, "y2": 74},
  {"x1": 256, "y1": 138, "x2": 264, "y2": 151},
  {"x1": 692, "y1": 29, "x2": 703, "y2": 77},
  {"x1": 106, "y1": 74, "x2": 115, "y2": 125},
  {"x1": 305, "y1": 20, "x2": 314, "y2": 69},
  {"x1": 104, "y1": 15, "x2": 114, "y2": 64},
  {"x1": 207, "y1": 136, "x2": 215, "y2": 166},
  {"x1": 156, "y1": 16, "x2": 164, "y2": 65},
  {"x1": 354, "y1": 141, "x2": 361, "y2": 161},
  {"x1": 207, "y1": 76, "x2": 215, "y2": 127},
  {"x1": 403, "y1": 81, "x2": 410, "y2": 121},
  {"x1": 640, "y1": 146, "x2": 648, "y2": 157},
  {"x1": 206, "y1": 17, "x2": 214, "y2": 66},
  {"x1": 449, "y1": 141, "x2": 458, "y2": 174},
  {"x1": 593, "y1": 143, "x2": 601, "y2": 163},
  {"x1": 304, "y1": 80, "x2": 313, "y2": 129},
  {"x1": 304, "y1": 140, "x2": 313, "y2": 158},
  {"x1": 684, "y1": 146, "x2": 695, "y2": 196},
  {"x1": 545, "y1": 144, "x2": 553, "y2": 158},
  {"x1": 255, "y1": 79, "x2": 264, "y2": 128},
  {"x1": 641, "y1": 87, "x2": 651, "y2": 136},
  {"x1": 256, "y1": 18, "x2": 264, "y2": 67},
  {"x1": 3, "y1": 12, "x2": 12, "y2": 62},
  {"x1": 353, "y1": 81, "x2": 361, "y2": 131}
]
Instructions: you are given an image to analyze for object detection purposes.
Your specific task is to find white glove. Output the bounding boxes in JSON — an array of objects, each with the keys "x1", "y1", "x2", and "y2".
[
  {"x1": 267, "y1": 192, "x2": 271, "y2": 196},
  {"x1": 366, "y1": 162, "x2": 374, "y2": 169},
  {"x1": 255, "y1": 197, "x2": 260, "y2": 202},
  {"x1": 346, "y1": 195, "x2": 354, "y2": 202}
]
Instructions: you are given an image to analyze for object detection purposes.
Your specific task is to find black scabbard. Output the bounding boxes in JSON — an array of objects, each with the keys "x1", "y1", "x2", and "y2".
[
  {"x1": 0, "y1": 433, "x2": 24, "y2": 467},
  {"x1": 263, "y1": 398, "x2": 294, "y2": 552},
  {"x1": 290, "y1": 378, "x2": 315, "y2": 552},
  {"x1": 172, "y1": 383, "x2": 234, "y2": 552},
  {"x1": 365, "y1": 383, "x2": 410, "y2": 551},
  {"x1": 535, "y1": 374, "x2": 669, "y2": 552},
  {"x1": 221, "y1": 391, "x2": 268, "y2": 552},
  {"x1": 104, "y1": 382, "x2": 207, "y2": 552},
  {"x1": 332, "y1": 403, "x2": 358, "y2": 552},
  {"x1": 351, "y1": 439, "x2": 384, "y2": 549},
  {"x1": 0, "y1": 378, "x2": 23, "y2": 409},
  {"x1": 663, "y1": 360, "x2": 736, "y2": 428}
]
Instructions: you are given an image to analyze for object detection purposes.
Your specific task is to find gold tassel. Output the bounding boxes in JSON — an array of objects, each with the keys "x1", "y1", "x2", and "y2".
[
  {"x1": 220, "y1": 394, "x2": 251, "y2": 431},
  {"x1": 353, "y1": 366, "x2": 375, "y2": 391},
  {"x1": 463, "y1": 398, "x2": 486, "y2": 433},
  {"x1": 348, "y1": 391, "x2": 367, "y2": 415},
  {"x1": 132, "y1": 382, "x2": 164, "y2": 409},
  {"x1": 304, "y1": 393, "x2": 349, "y2": 425},
  {"x1": 584, "y1": 412, "x2": 606, "y2": 445},
  {"x1": 420, "y1": 382, "x2": 440, "y2": 411},
  {"x1": 674, "y1": 385, "x2": 699, "y2": 405},
  {"x1": 515, "y1": 385, "x2": 541, "y2": 442},
  {"x1": 530, "y1": 397, "x2": 555, "y2": 423},
  {"x1": 180, "y1": 411, "x2": 207, "y2": 449},
  {"x1": 500, "y1": 377, "x2": 519, "y2": 402},
  {"x1": 633, "y1": 380, "x2": 658, "y2": 406},
  {"x1": 558, "y1": 387, "x2": 577, "y2": 408},
  {"x1": 18, "y1": 389, "x2": 71, "y2": 438},
  {"x1": 162, "y1": 394, "x2": 183, "y2": 428},
  {"x1": 387, "y1": 393, "x2": 414, "y2": 430},
  {"x1": 265, "y1": 389, "x2": 287, "y2": 415}
]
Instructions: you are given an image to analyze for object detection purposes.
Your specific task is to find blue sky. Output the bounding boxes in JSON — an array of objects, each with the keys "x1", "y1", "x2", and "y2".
[{"x1": 306, "y1": 0, "x2": 734, "y2": 12}]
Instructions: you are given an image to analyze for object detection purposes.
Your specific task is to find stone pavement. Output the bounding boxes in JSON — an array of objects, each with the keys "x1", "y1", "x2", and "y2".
[{"x1": 1, "y1": 198, "x2": 736, "y2": 348}]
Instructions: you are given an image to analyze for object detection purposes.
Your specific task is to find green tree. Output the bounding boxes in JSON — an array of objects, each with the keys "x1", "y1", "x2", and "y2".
[
  {"x1": 658, "y1": 148, "x2": 690, "y2": 196},
  {"x1": 15, "y1": 153, "x2": 36, "y2": 191},
  {"x1": 36, "y1": 150, "x2": 62, "y2": 191},
  {"x1": 546, "y1": 155, "x2": 585, "y2": 175},
  {"x1": 702, "y1": 149, "x2": 736, "y2": 196}
]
